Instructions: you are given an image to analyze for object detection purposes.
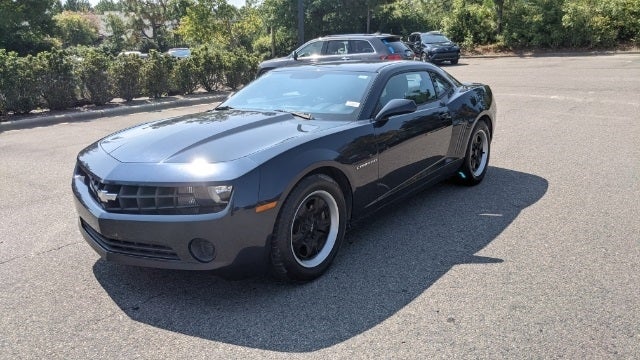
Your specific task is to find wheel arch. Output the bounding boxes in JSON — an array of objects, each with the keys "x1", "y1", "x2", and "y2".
[
  {"x1": 268, "y1": 167, "x2": 351, "y2": 281},
  {"x1": 303, "y1": 166, "x2": 354, "y2": 222},
  {"x1": 271, "y1": 163, "x2": 353, "y2": 223},
  {"x1": 479, "y1": 114, "x2": 493, "y2": 138}
]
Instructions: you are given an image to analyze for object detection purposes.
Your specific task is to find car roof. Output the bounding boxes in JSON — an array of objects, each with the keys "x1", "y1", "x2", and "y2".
[
  {"x1": 412, "y1": 31, "x2": 445, "y2": 36},
  {"x1": 319, "y1": 33, "x2": 402, "y2": 40},
  {"x1": 270, "y1": 60, "x2": 438, "y2": 74}
]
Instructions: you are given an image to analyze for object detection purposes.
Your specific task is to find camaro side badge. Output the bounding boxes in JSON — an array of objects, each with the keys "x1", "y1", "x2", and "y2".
[
  {"x1": 356, "y1": 158, "x2": 378, "y2": 170},
  {"x1": 97, "y1": 189, "x2": 118, "y2": 203}
]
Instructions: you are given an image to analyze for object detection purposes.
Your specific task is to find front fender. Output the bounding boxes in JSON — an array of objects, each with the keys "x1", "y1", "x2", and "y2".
[{"x1": 257, "y1": 147, "x2": 354, "y2": 209}]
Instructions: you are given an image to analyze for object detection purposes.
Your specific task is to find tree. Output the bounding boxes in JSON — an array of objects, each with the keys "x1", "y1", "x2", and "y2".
[
  {"x1": 499, "y1": 0, "x2": 566, "y2": 48},
  {"x1": 258, "y1": 0, "x2": 298, "y2": 56},
  {"x1": 375, "y1": 0, "x2": 435, "y2": 36},
  {"x1": 94, "y1": 0, "x2": 123, "y2": 13},
  {"x1": 443, "y1": 0, "x2": 496, "y2": 46},
  {"x1": 102, "y1": 13, "x2": 129, "y2": 53},
  {"x1": 0, "y1": 0, "x2": 59, "y2": 54},
  {"x1": 54, "y1": 11, "x2": 100, "y2": 47},
  {"x1": 230, "y1": 3, "x2": 264, "y2": 51},
  {"x1": 304, "y1": 0, "x2": 394, "y2": 37},
  {"x1": 123, "y1": 0, "x2": 176, "y2": 51},
  {"x1": 63, "y1": 0, "x2": 92, "y2": 12},
  {"x1": 177, "y1": 0, "x2": 238, "y2": 46}
]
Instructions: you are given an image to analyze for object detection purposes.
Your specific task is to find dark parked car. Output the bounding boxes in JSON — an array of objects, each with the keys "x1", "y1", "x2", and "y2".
[
  {"x1": 257, "y1": 33, "x2": 415, "y2": 76},
  {"x1": 72, "y1": 61, "x2": 495, "y2": 282},
  {"x1": 407, "y1": 31, "x2": 460, "y2": 64}
]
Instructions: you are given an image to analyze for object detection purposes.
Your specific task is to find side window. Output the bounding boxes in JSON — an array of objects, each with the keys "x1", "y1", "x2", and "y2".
[
  {"x1": 405, "y1": 72, "x2": 437, "y2": 105},
  {"x1": 297, "y1": 41, "x2": 323, "y2": 57},
  {"x1": 379, "y1": 73, "x2": 410, "y2": 109},
  {"x1": 350, "y1": 40, "x2": 374, "y2": 54},
  {"x1": 379, "y1": 72, "x2": 439, "y2": 110},
  {"x1": 430, "y1": 72, "x2": 453, "y2": 98},
  {"x1": 326, "y1": 40, "x2": 349, "y2": 55}
]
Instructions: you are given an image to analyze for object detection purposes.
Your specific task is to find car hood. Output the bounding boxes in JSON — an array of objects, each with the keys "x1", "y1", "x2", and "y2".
[
  {"x1": 259, "y1": 56, "x2": 293, "y2": 68},
  {"x1": 99, "y1": 109, "x2": 343, "y2": 164}
]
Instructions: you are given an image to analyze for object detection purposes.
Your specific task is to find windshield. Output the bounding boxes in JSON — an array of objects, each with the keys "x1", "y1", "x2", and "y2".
[
  {"x1": 220, "y1": 69, "x2": 376, "y2": 121},
  {"x1": 421, "y1": 34, "x2": 450, "y2": 43}
]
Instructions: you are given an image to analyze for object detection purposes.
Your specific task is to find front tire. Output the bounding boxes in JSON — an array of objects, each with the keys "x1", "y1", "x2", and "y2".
[
  {"x1": 456, "y1": 120, "x2": 491, "y2": 186},
  {"x1": 270, "y1": 174, "x2": 347, "y2": 282}
]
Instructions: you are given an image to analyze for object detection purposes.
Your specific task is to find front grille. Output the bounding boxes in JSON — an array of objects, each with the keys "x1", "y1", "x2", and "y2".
[
  {"x1": 81, "y1": 219, "x2": 180, "y2": 260},
  {"x1": 75, "y1": 165, "x2": 223, "y2": 215}
]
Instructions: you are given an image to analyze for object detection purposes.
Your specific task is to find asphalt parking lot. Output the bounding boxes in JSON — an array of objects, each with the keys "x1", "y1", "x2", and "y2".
[{"x1": 1, "y1": 54, "x2": 639, "y2": 359}]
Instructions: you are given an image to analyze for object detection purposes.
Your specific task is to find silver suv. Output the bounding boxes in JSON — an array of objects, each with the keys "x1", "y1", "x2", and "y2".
[{"x1": 257, "y1": 33, "x2": 415, "y2": 76}]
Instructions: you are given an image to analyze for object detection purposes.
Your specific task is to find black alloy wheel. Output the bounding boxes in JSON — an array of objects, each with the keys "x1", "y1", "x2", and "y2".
[
  {"x1": 456, "y1": 120, "x2": 491, "y2": 186},
  {"x1": 270, "y1": 174, "x2": 347, "y2": 282}
]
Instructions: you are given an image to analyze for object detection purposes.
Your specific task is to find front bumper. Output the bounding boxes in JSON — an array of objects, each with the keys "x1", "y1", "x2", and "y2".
[
  {"x1": 427, "y1": 51, "x2": 460, "y2": 62},
  {"x1": 72, "y1": 173, "x2": 276, "y2": 272}
]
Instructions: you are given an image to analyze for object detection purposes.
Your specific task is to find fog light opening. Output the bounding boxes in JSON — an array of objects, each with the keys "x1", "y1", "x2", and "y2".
[{"x1": 189, "y1": 238, "x2": 216, "y2": 263}]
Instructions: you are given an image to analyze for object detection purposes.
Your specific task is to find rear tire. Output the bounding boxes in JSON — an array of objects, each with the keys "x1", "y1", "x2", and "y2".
[
  {"x1": 270, "y1": 174, "x2": 347, "y2": 282},
  {"x1": 451, "y1": 58, "x2": 459, "y2": 65},
  {"x1": 456, "y1": 120, "x2": 490, "y2": 186}
]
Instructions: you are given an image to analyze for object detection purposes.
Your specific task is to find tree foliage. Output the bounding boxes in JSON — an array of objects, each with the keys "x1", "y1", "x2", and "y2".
[
  {"x1": 0, "y1": 50, "x2": 40, "y2": 114},
  {"x1": 100, "y1": 13, "x2": 130, "y2": 54},
  {"x1": 190, "y1": 44, "x2": 225, "y2": 91},
  {"x1": 141, "y1": 49, "x2": 173, "y2": 98},
  {"x1": 94, "y1": 0, "x2": 122, "y2": 14},
  {"x1": 63, "y1": 0, "x2": 92, "y2": 12},
  {"x1": 109, "y1": 53, "x2": 143, "y2": 101},
  {"x1": 78, "y1": 49, "x2": 114, "y2": 105},
  {"x1": 34, "y1": 49, "x2": 78, "y2": 110},
  {"x1": 54, "y1": 11, "x2": 100, "y2": 47},
  {"x1": 177, "y1": 0, "x2": 238, "y2": 46},
  {"x1": 0, "y1": 0, "x2": 59, "y2": 55},
  {"x1": 122, "y1": 0, "x2": 175, "y2": 50},
  {"x1": 170, "y1": 57, "x2": 199, "y2": 94}
]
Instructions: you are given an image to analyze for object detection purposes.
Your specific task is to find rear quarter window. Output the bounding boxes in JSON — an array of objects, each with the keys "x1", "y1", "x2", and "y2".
[{"x1": 381, "y1": 39, "x2": 410, "y2": 54}]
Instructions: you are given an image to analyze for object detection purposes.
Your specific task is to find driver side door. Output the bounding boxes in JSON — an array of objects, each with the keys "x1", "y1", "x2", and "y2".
[{"x1": 374, "y1": 71, "x2": 453, "y2": 200}]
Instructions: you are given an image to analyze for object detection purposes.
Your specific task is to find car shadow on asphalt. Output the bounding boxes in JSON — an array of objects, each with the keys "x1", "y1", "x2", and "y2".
[{"x1": 92, "y1": 166, "x2": 547, "y2": 352}]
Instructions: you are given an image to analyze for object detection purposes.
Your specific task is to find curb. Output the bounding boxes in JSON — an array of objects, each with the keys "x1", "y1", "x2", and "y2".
[
  {"x1": 0, "y1": 93, "x2": 229, "y2": 132},
  {"x1": 462, "y1": 50, "x2": 640, "y2": 59}
]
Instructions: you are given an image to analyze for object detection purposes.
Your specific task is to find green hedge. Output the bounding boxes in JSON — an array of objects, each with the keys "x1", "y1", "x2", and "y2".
[
  {"x1": 0, "y1": 45, "x2": 260, "y2": 116},
  {"x1": 0, "y1": 50, "x2": 40, "y2": 115}
]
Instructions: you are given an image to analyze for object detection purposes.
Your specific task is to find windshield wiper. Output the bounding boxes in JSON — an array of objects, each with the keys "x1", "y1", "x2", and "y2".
[
  {"x1": 214, "y1": 105, "x2": 234, "y2": 111},
  {"x1": 274, "y1": 109, "x2": 314, "y2": 120}
]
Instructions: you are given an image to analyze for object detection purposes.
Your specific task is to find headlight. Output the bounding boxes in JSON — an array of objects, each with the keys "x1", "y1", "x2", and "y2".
[{"x1": 207, "y1": 185, "x2": 233, "y2": 204}]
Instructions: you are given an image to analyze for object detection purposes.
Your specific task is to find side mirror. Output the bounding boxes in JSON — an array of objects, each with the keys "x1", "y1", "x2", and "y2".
[
  {"x1": 292, "y1": 50, "x2": 298, "y2": 61},
  {"x1": 375, "y1": 99, "x2": 417, "y2": 122}
]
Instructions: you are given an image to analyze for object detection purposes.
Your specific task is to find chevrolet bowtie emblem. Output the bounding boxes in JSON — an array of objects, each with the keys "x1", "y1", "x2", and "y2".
[{"x1": 97, "y1": 189, "x2": 118, "y2": 203}]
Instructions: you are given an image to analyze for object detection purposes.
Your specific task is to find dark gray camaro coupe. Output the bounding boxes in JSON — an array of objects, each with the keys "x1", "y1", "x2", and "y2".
[{"x1": 72, "y1": 61, "x2": 496, "y2": 282}]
